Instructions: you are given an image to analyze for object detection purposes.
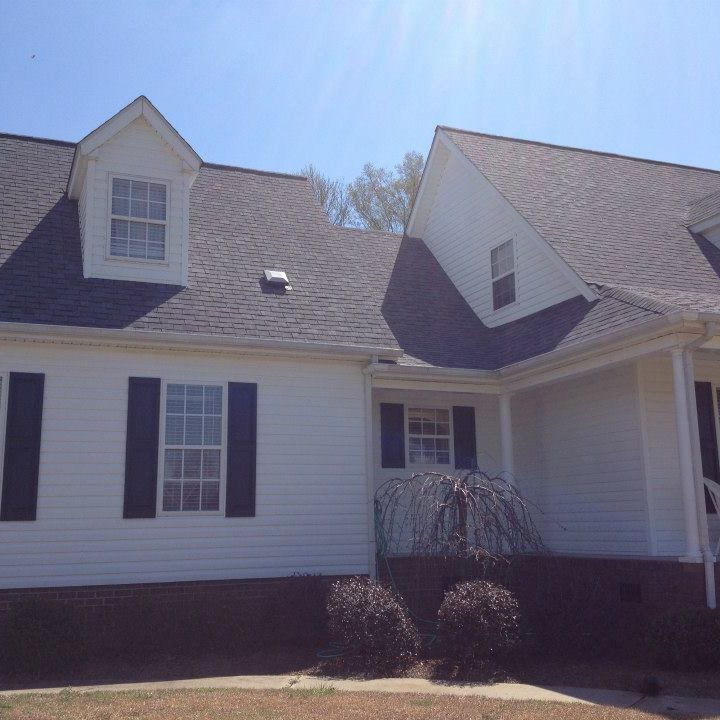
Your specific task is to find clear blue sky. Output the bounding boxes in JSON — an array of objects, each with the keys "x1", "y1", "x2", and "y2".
[{"x1": 1, "y1": 0, "x2": 719, "y2": 180}]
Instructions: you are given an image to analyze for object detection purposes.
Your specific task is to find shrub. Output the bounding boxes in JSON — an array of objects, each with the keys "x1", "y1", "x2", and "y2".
[
  {"x1": 326, "y1": 577, "x2": 419, "y2": 670},
  {"x1": 437, "y1": 580, "x2": 520, "y2": 667},
  {"x1": 647, "y1": 608, "x2": 720, "y2": 670},
  {"x1": 0, "y1": 598, "x2": 85, "y2": 676}
]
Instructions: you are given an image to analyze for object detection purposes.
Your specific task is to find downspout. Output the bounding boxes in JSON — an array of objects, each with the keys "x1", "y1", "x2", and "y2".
[
  {"x1": 363, "y1": 360, "x2": 379, "y2": 579},
  {"x1": 684, "y1": 323, "x2": 718, "y2": 609}
]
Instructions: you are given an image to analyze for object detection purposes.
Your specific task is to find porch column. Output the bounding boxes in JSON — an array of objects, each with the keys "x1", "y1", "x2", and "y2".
[
  {"x1": 499, "y1": 393, "x2": 514, "y2": 483},
  {"x1": 671, "y1": 348, "x2": 702, "y2": 559}
]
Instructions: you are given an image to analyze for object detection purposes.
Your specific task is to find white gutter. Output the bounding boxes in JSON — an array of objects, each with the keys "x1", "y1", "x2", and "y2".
[{"x1": 0, "y1": 322, "x2": 403, "y2": 362}]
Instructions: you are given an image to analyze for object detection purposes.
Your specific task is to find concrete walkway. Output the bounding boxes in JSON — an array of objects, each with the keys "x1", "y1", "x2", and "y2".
[{"x1": 2, "y1": 673, "x2": 720, "y2": 715}]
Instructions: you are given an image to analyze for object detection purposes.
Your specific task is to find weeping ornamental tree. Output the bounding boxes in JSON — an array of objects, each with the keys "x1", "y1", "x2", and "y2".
[{"x1": 375, "y1": 471, "x2": 545, "y2": 563}]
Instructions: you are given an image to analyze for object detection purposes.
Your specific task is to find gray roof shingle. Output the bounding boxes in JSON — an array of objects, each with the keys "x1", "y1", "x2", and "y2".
[{"x1": 0, "y1": 130, "x2": 712, "y2": 372}]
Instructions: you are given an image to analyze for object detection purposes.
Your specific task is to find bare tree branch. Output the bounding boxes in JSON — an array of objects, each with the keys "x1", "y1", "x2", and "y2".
[{"x1": 302, "y1": 164, "x2": 354, "y2": 227}]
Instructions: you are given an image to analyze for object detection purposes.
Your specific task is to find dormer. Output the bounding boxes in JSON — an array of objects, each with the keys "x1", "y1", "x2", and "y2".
[{"x1": 67, "y1": 97, "x2": 201, "y2": 286}]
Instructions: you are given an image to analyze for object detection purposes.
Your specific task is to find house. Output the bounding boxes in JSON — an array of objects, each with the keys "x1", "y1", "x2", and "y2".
[{"x1": 2, "y1": 96, "x2": 720, "y2": 631}]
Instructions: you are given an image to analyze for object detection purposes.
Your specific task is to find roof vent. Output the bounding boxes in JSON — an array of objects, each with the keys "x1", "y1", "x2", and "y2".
[{"x1": 264, "y1": 269, "x2": 292, "y2": 290}]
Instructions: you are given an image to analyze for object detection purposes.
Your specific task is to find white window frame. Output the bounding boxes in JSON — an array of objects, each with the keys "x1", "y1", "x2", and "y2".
[
  {"x1": 106, "y1": 174, "x2": 170, "y2": 265},
  {"x1": 406, "y1": 406, "x2": 454, "y2": 468},
  {"x1": 157, "y1": 380, "x2": 228, "y2": 517},
  {"x1": 490, "y1": 238, "x2": 517, "y2": 311}
]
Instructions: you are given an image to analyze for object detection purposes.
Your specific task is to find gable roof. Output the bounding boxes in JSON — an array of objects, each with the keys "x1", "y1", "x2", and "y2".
[
  {"x1": 0, "y1": 129, "x2": 709, "y2": 372},
  {"x1": 67, "y1": 96, "x2": 202, "y2": 199},
  {"x1": 441, "y1": 128, "x2": 720, "y2": 301}
]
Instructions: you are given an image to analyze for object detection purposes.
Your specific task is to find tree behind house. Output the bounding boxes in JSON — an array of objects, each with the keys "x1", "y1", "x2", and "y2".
[{"x1": 303, "y1": 151, "x2": 424, "y2": 233}]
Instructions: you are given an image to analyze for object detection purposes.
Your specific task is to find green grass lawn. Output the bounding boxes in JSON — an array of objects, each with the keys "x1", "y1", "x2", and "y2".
[{"x1": 0, "y1": 688, "x2": 705, "y2": 720}]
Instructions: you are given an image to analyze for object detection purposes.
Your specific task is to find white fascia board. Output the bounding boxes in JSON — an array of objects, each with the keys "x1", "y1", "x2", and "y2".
[
  {"x1": 436, "y1": 128, "x2": 596, "y2": 303},
  {"x1": 68, "y1": 96, "x2": 202, "y2": 199},
  {"x1": 406, "y1": 129, "x2": 446, "y2": 238},
  {"x1": 0, "y1": 322, "x2": 402, "y2": 363}
]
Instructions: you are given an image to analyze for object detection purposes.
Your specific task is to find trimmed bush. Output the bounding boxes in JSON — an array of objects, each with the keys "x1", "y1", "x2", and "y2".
[
  {"x1": 326, "y1": 577, "x2": 419, "y2": 670},
  {"x1": 647, "y1": 608, "x2": 720, "y2": 670},
  {"x1": 437, "y1": 580, "x2": 520, "y2": 667},
  {"x1": 0, "y1": 598, "x2": 85, "y2": 676}
]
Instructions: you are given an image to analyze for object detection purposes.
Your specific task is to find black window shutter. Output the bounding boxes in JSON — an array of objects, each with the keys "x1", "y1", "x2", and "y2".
[
  {"x1": 1, "y1": 372, "x2": 45, "y2": 521},
  {"x1": 380, "y1": 403, "x2": 405, "y2": 469},
  {"x1": 695, "y1": 381, "x2": 719, "y2": 514},
  {"x1": 123, "y1": 377, "x2": 161, "y2": 519},
  {"x1": 226, "y1": 382, "x2": 257, "y2": 517},
  {"x1": 453, "y1": 406, "x2": 477, "y2": 470}
]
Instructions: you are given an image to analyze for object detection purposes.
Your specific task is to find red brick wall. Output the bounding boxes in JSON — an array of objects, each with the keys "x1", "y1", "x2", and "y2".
[{"x1": 0, "y1": 575, "x2": 344, "y2": 657}]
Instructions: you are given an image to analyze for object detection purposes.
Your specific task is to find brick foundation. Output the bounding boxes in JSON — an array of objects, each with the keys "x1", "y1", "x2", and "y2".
[
  {"x1": 379, "y1": 555, "x2": 711, "y2": 655},
  {"x1": 0, "y1": 575, "x2": 344, "y2": 660}
]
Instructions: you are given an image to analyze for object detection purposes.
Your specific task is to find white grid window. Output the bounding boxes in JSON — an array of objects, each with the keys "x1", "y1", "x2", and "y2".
[
  {"x1": 408, "y1": 408, "x2": 450, "y2": 465},
  {"x1": 162, "y1": 384, "x2": 223, "y2": 512},
  {"x1": 110, "y1": 178, "x2": 167, "y2": 260},
  {"x1": 491, "y1": 239, "x2": 516, "y2": 310}
]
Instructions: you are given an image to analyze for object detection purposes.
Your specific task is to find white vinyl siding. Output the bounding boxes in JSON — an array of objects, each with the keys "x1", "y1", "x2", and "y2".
[
  {"x1": 420, "y1": 146, "x2": 580, "y2": 326},
  {"x1": 514, "y1": 364, "x2": 649, "y2": 555},
  {"x1": 0, "y1": 341, "x2": 369, "y2": 588}
]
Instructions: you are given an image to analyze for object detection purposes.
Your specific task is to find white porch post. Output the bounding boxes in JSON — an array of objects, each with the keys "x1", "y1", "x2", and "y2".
[
  {"x1": 499, "y1": 393, "x2": 514, "y2": 482},
  {"x1": 671, "y1": 348, "x2": 702, "y2": 560}
]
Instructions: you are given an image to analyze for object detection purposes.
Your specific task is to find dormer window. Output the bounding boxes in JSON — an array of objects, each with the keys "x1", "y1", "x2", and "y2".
[
  {"x1": 491, "y1": 239, "x2": 516, "y2": 310},
  {"x1": 109, "y1": 177, "x2": 168, "y2": 261}
]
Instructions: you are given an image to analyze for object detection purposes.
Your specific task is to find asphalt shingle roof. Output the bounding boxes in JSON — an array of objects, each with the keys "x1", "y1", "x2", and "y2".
[{"x1": 0, "y1": 130, "x2": 715, "y2": 371}]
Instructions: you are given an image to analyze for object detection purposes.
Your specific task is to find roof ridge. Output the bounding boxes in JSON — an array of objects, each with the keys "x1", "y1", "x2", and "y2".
[
  {"x1": 0, "y1": 132, "x2": 76, "y2": 148},
  {"x1": 201, "y1": 162, "x2": 306, "y2": 181},
  {"x1": 439, "y1": 126, "x2": 720, "y2": 176}
]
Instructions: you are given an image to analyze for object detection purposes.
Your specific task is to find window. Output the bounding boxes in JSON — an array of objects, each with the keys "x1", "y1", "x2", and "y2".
[
  {"x1": 408, "y1": 407, "x2": 450, "y2": 465},
  {"x1": 161, "y1": 383, "x2": 223, "y2": 512},
  {"x1": 491, "y1": 239, "x2": 516, "y2": 310},
  {"x1": 110, "y1": 177, "x2": 167, "y2": 260}
]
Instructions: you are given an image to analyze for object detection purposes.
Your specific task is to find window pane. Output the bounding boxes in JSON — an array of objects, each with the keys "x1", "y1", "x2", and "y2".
[
  {"x1": 186, "y1": 385, "x2": 204, "y2": 414},
  {"x1": 436, "y1": 451, "x2": 450, "y2": 464},
  {"x1": 149, "y1": 202, "x2": 166, "y2": 221},
  {"x1": 129, "y1": 240, "x2": 147, "y2": 259},
  {"x1": 436, "y1": 422, "x2": 449, "y2": 435},
  {"x1": 112, "y1": 178, "x2": 131, "y2": 198},
  {"x1": 409, "y1": 451, "x2": 422, "y2": 464},
  {"x1": 183, "y1": 449, "x2": 201, "y2": 478},
  {"x1": 110, "y1": 236, "x2": 128, "y2": 257},
  {"x1": 491, "y1": 240, "x2": 514, "y2": 279},
  {"x1": 182, "y1": 481, "x2": 201, "y2": 511},
  {"x1": 147, "y1": 242, "x2": 164, "y2": 260},
  {"x1": 149, "y1": 183, "x2": 166, "y2": 203},
  {"x1": 408, "y1": 437, "x2": 421, "y2": 451},
  {"x1": 165, "y1": 414, "x2": 184, "y2": 445},
  {"x1": 112, "y1": 196, "x2": 130, "y2": 216},
  {"x1": 202, "y1": 449, "x2": 221, "y2": 479},
  {"x1": 129, "y1": 221, "x2": 146, "y2": 240},
  {"x1": 130, "y1": 180, "x2": 148, "y2": 200},
  {"x1": 203, "y1": 415, "x2": 221, "y2": 445},
  {"x1": 111, "y1": 218, "x2": 128, "y2": 238},
  {"x1": 167, "y1": 384, "x2": 185, "y2": 413},
  {"x1": 164, "y1": 449, "x2": 183, "y2": 479},
  {"x1": 130, "y1": 199, "x2": 148, "y2": 218},
  {"x1": 493, "y1": 273, "x2": 516, "y2": 310},
  {"x1": 436, "y1": 409, "x2": 449, "y2": 423},
  {"x1": 163, "y1": 481, "x2": 181, "y2": 511},
  {"x1": 201, "y1": 481, "x2": 220, "y2": 511},
  {"x1": 184, "y1": 415, "x2": 203, "y2": 445},
  {"x1": 204, "y1": 386, "x2": 222, "y2": 415}
]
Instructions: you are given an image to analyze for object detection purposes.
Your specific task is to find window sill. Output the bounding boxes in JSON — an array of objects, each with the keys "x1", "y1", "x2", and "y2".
[{"x1": 104, "y1": 254, "x2": 170, "y2": 268}]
